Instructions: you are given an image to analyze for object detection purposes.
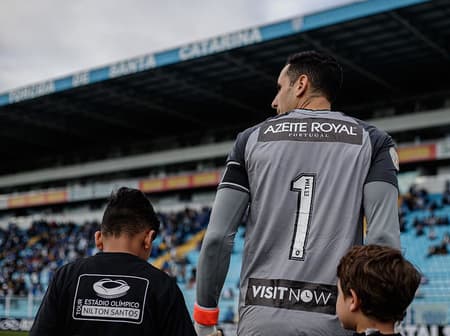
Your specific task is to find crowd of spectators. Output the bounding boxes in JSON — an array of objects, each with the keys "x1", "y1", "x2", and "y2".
[
  {"x1": 151, "y1": 207, "x2": 211, "y2": 258},
  {"x1": 400, "y1": 185, "x2": 444, "y2": 215},
  {"x1": 399, "y1": 182, "x2": 450, "y2": 258},
  {"x1": 0, "y1": 206, "x2": 211, "y2": 298},
  {"x1": 1, "y1": 181, "x2": 449, "y2": 300},
  {"x1": 0, "y1": 220, "x2": 98, "y2": 298}
]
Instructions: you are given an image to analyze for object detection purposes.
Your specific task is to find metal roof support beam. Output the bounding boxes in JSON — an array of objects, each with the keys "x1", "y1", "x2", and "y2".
[
  {"x1": 63, "y1": 98, "x2": 155, "y2": 137},
  {"x1": 0, "y1": 143, "x2": 15, "y2": 157},
  {"x1": 160, "y1": 70, "x2": 260, "y2": 117},
  {"x1": 43, "y1": 92, "x2": 156, "y2": 136},
  {"x1": 0, "y1": 128, "x2": 55, "y2": 150},
  {"x1": 104, "y1": 85, "x2": 209, "y2": 128},
  {"x1": 389, "y1": 12, "x2": 450, "y2": 62},
  {"x1": 0, "y1": 108, "x2": 92, "y2": 141},
  {"x1": 133, "y1": 96, "x2": 209, "y2": 127},
  {"x1": 301, "y1": 34, "x2": 398, "y2": 93},
  {"x1": 223, "y1": 54, "x2": 275, "y2": 83}
]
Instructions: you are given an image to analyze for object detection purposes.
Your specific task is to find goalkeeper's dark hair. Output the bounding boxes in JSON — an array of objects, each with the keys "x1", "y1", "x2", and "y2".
[
  {"x1": 286, "y1": 50, "x2": 343, "y2": 103},
  {"x1": 101, "y1": 187, "x2": 160, "y2": 238}
]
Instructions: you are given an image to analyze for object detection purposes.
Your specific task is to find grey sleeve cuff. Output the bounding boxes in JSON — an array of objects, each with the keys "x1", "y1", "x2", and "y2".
[
  {"x1": 196, "y1": 188, "x2": 249, "y2": 308},
  {"x1": 364, "y1": 181, "x2": 401, "y2": 249}
]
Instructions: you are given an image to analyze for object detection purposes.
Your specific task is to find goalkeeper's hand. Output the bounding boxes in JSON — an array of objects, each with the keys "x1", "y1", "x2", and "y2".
[{"x1": 194, "y1": 321, "x2": 221, "y2": 336}]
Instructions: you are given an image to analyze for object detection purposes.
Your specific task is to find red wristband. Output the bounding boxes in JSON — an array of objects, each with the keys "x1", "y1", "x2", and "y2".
[{"x1": 193, "y1": 303, "x2": 219, "y2": 326}]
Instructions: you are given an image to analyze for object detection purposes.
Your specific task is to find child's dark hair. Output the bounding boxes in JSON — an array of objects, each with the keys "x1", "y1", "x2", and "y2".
[
  {"x1": 101, "y1": 187, "x2": 160, "y2": 237},
  {"x1": 337, "y1": 245, "x2": 421, "y2": 322}
]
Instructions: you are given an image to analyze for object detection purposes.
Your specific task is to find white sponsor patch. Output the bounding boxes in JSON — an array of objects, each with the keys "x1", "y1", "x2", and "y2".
[
  {"x1": 258, "y1": 118, "x2": 363, "y2": 145},
  {"x1": 245, "y1": 278, "x2": 337, "y2": 315},
  {"x1": 389, "y1": 147, "x2": 400, "y2": 171}
]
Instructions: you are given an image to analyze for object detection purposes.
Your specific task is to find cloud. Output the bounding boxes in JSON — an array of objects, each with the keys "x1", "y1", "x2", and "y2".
[{"x1": 0, "y1": 0, "x2": 356, "y2": 92}]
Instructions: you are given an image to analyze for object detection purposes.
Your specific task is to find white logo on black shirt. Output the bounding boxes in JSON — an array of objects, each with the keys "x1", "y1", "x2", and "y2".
[
  {"x1": 93, "y1": 279, "x2": 130, "y2": 299},
  {"x1": 73, "y1": 274, "x2": 149, "y2": 324}
]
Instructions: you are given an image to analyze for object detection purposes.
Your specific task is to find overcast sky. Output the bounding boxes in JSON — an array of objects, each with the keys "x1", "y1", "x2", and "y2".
[{"x1": 0, "y1": 0, "x2": 357, "y2": 92}]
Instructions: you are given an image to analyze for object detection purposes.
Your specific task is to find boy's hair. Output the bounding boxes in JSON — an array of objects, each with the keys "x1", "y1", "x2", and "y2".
[
  {"x1": 337, "y1": 245, "x2": 421, "y2": 322},
  {"x1": 101, "y1": 187, "x2": 160, "y2": 237}
]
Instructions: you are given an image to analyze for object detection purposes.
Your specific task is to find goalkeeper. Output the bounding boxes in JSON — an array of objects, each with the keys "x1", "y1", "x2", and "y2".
[{"x1": 194, "y1": 51, "x2": 401, "y2": 336}]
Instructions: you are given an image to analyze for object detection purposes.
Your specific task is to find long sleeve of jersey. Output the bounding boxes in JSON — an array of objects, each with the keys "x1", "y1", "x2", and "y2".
[
  {"x1": 364, "y1": 181, "x2": 400, "y2": 248},
  {"x1": 196, "y1": 187, "x2": 249, "y2": 308},
  {"x1": 362, "y1": 123, "x2": 400, "y2": 249},
  {"x1": 196, "y1": 128, "x2": 253, "y2": 308}
]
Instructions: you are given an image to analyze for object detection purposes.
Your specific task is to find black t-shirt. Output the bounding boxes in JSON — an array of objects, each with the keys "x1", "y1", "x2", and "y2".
[{"x1": 30, "y1": 252, "x2": 196, "y2": 336}]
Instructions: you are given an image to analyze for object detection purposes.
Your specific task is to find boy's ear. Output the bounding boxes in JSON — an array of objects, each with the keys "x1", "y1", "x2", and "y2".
[
  {"x1": 95, "y1": 231, "x2": 103, "y2": 251},
  {"x1": 144, "y1": 230, "x2": 156, "y2": 250},
  {"x1": 349, "y1": 289, "x2": 361, "y2": 312}
]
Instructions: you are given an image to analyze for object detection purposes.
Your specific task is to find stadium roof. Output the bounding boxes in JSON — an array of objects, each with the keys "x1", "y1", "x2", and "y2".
[{"x1": 1, "y1": 0, "x2": 449, "y2": 176}]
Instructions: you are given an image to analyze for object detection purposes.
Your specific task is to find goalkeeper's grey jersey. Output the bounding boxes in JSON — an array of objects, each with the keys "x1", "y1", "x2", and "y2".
[{"x1": 219, "y1": 109, "x2": 398, "y2": 335}]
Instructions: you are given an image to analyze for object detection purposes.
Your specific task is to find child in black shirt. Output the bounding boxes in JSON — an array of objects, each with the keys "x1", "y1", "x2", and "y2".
[{"x1": 30, "y1": 187, "x2": 196, "y2": 336}]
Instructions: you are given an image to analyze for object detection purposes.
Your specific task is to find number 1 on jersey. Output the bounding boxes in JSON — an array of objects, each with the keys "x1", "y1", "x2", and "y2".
[{"x1": 290, "y1": 174, "x2": 316, "y2": 260}]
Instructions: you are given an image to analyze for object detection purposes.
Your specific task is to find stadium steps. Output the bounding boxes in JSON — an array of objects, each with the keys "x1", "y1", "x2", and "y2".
[
  {"x1": 150, "y1": 229, "x2": 205, "y2": 269},
  {"x1": 180, "y1": 226, "x2": 245, "y2": 321},
  {"x1": 400, "y1": 198, "x2": 450, "y2": 321}
]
